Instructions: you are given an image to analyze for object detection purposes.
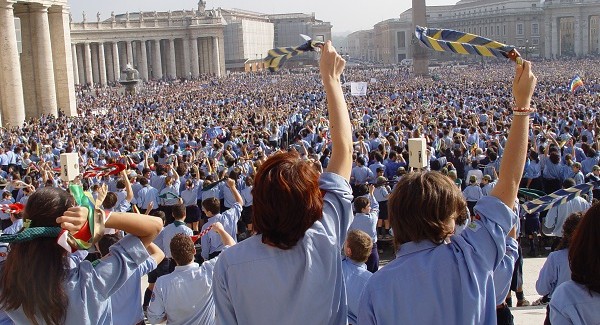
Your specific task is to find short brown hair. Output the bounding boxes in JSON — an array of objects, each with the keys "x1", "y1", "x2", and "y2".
[
  {"x1": 172, "y1": 203, "x2": 186, "y2": 220},
  {"x1": 202, "y1": 197, "x2": 221, "y2": 215},
  {"x1": 354, "y1": 197, "x2": 370, "y2": 213},
  {"x1": 388, "y1": 172, "x2": 467, "y2": 249},
  {"x1": 569, "y1": 203, "x2": 600, "y2": 293},
  {"x1": 252, "y1": 151, "x2": 322, "y2": 250},
  {"x1": 346, "y1": 229, "x2": 373, "y2": 263},
  {"x1": 170, "y1": 234, "x2": 195, "y2": 266},
  {"x1": 102, "y1": 192, "x2": 118, "y2": 209}
]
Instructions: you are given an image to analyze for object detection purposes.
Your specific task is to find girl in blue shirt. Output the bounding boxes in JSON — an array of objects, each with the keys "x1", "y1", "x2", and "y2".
[
  {"x1": 550, "y1": 203, "x2": 600, "y2": 325},
  {"x1": 0, "y1": 186, "x2": 163, "y2": 325}
]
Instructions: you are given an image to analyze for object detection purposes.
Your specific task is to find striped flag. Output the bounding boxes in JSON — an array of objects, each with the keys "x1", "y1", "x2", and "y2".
[
  {"x1": 569, "y1": 75, "x2": 584, "y2": 93},
  {"x1": 522, "y1": 180, "x2": 600, "y2": 214}
]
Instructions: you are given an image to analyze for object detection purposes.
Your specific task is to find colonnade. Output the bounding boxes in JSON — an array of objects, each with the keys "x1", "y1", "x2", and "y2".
[{"x1": 72, "y1": 36, "x2": 222, "y2": 85}]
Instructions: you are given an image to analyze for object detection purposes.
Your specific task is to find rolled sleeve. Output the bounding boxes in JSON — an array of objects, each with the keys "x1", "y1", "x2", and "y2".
[
  {"x1": 319, "y1": 172, "x2": 353, "y2": 248},
  {"x1": 77, "y1": 235, "x2": 150, "y2": 301}
]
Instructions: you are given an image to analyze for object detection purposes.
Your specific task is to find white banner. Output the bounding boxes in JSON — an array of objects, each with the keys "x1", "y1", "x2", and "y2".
[{"x1": 350, "y1": 82, "x2": 368, "y2": 96}]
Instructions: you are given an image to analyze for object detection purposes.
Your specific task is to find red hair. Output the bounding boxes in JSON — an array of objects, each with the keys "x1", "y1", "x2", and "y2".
[{"x1": 252, "y1": 151, "x2": 323, "y2": 249}]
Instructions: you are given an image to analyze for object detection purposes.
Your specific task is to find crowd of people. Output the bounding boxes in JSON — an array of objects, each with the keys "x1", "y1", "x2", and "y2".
[{"x1": 0, "y1": 42, "x2": 598, "y2": 324}]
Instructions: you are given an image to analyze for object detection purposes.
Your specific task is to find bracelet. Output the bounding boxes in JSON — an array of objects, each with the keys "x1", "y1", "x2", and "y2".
[{"x1": 513, "y1": 107, "x2": 535, "y2": 116}]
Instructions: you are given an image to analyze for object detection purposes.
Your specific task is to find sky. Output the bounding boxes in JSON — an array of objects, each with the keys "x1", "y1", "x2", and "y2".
[{"x1": 68, "y1": 0, "x2": 458, "y2": 35}]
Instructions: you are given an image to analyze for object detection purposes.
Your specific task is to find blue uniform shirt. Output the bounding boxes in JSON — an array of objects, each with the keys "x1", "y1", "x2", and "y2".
[
  {"x1": 463, "y1": 184, "x2": 483, "y2": 202},
  {"x1": 111, "y1": 257, "x2": 157, "y2": 325},
  {"x1": 136, "y1": 185, "x2": 159, "y2": 210},
  {"x1": 536, "y1": 249, "x2": 571, "y2": 298},
  {"x1": 200, "y1": 203, "x2": 242, "y2": 259},
  {"x1": 213, "y1": 172, "x2": 353, "y2": 325},
  {"x1": 349, "y1": 194, "x2": 379, "y2": 243},
  {"x1": 3, "y1": 235, "x2": 150, "y2": 325},
  {"x1": 550, "y1": 280, "x2": 600, "y2": 325},
  {"x1": 148, "y1": 259, "x2": 219, "y2": 325},
  {"x1": 155, "y1": 223, "x2": 194, "y2": 258},
  {"x1": 358, "y1": 196, "x2": 517, "y2": 324},
  {"x1": 342, "y1": 258, "x2": 372, "y2": 325}
]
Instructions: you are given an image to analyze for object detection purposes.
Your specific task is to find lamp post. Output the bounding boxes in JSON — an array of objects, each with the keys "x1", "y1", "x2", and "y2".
[{"x1": 525, "y1": 39, "x2": 529, "y2": 60}]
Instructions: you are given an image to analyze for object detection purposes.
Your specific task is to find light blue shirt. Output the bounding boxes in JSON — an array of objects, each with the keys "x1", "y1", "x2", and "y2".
[
  {"x1": 159, "y1": 183, "x2": 181, "y2": 206},
  {"x1": 151, "y1": 175, "x2": 167, "y2": 193},
  {"x1": 112, "y1": 257, "x2": 157, "y2": 325},
  {"x1": 358, "y1": 196, "x2": 517, "y2": 324},
  {"x1": 550, "y1": 280, "x2": 600, "y2": 325},
  {"x1": 463, "y1": 184, "x2": 483, "y2": 202},
  {"x1": 113, "y1": 190, "x2": 131, "y2": 212},
  {"x1": 373, "y1": 186, "x2": 389, "y2": 203},
  {"x1": 524, "y1": 160, "x2": 542, "y2": 179},
  {"x1": 342, "y1": 258, "x2": 372, "y2": 325},
  {"x1": 492, "y1": 236, "x2": 519, "y2": 305},
  {"x1": 3, "y1": 235, "x2": 150, "y2": 325},
  {"x1": 181, "y1": 188, "x2": 198, "y2": 206},
  {"x1": 536, "y1": 249, "x2": 570, "y2": 298},
  {"x1": 240, "y1": 186, "x2": 253, "y2": 207},
  {"x1": 482, "y1": 181, "x2": 497, "y2": 196},
  {"x1": 148, "y1": 259, "x2": 219, "y2": 325},
  {"x1": 136, "y1": 185, "x2": 159, "y2": 210},
  {"x1": 213, "y1": 172, "x2": 353, "y2": 325},
  {"x1": 351, "y1": 166, "x2": 373, "y2": 185},
  {"x1": 155, "y1": 223, "x2": 194, "y2": 258},
  {"x1": 545, "y1": 197, "x2": 590, "y2": 237},
  {"x1": 2, "y1": 219, "x2": 23, "y2": 235},
  {"x1": 200, "y1": 203, "x2": 242, "y2": 259},
  {"x1": 349, "y1": 194, "x2": 379, "y2": 243}
]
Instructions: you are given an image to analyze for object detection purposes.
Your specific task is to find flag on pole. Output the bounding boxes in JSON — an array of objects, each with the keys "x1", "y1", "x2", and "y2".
[{"x1": 569, "y1": 75, "x2": 584, "y2": 93}]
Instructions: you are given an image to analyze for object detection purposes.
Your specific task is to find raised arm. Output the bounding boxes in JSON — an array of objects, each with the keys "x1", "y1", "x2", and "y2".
[
  {"x1": 226, "y1": 178, "x2": 243, "y2": 206},
  {"x1": 490, "y1": 61, "x2": 537, "y2": 209},
  {"x1": 320, "y1": 41, "x2": 352, "y2": 180}
]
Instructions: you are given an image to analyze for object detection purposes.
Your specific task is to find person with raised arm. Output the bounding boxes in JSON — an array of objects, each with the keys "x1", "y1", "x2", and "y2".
[
  {"x1": 213, "y1": 40, "x2": 353, "y2": 325},
  {"x1": 358, "y1": 61, "x2": 537, "y2": 324}
]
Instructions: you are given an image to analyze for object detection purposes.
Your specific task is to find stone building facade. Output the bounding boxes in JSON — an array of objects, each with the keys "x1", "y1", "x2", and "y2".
[
  {"x1": 69, "y1": 1, "x2": 226, "y2": 84},
  {"x1": 348, "y1": 0, "x2": 600, "y2": 64},
  {"x1": 0, "y1": 0, "x2": 75, "y2": 126}
]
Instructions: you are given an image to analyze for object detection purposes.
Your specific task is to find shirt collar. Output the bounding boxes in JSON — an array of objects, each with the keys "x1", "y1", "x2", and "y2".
[
  {"x1": 343, "y1": 257, "x2": 367, "y2": 269},
  {"x1": 174, "y1": 263, "x2": 199, "y2": 272},
  {"x1": 396, "y1": 240, "x2": 441, "y2": 258}
]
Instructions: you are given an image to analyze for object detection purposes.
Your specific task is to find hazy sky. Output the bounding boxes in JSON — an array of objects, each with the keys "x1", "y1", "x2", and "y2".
[{"x1": 68, "y1": 0, "x2": 458, "y2": 35}]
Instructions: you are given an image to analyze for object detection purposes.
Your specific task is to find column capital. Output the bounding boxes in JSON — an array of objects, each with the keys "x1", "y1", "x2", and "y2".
[
  {"x1": 28, "y1": 3, "x2": 51, "y2": 13},
  {"x1": 0, "y1": 0, "x2": 16, "y2": 10}
]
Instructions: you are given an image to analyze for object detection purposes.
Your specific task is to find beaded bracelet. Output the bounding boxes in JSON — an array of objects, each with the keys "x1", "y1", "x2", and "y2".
[{"x1": 513, "y1": 107, "x2": 535, "y2": 116}]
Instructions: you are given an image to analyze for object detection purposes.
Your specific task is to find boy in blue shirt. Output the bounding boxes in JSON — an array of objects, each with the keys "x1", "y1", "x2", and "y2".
[
  {"x1": 342, "y1": 229, "x2": 372, "y2": 325},
  {"x1": 358, "y1": 61, "x2": 537, "y2": 324},
  {"x1": 349, "y1": 184, "x2": 379, "y2": 272}
]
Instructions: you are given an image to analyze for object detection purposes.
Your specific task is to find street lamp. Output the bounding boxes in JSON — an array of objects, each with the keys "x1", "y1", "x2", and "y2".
[{"x1": 525, "y1": 39, "x2": 529, "y2": 60}]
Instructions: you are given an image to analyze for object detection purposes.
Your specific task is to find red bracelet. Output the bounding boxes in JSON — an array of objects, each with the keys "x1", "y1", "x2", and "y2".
[{"x1": 513, "y1": 107, "x2": 535, "y2": 116}]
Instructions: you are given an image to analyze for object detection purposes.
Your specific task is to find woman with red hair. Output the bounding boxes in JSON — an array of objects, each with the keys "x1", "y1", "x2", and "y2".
[{"x1": 213, "y1": 41, "x2": 353, "y2": 325}]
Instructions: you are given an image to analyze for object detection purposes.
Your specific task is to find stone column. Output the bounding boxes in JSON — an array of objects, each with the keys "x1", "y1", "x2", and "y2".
[
  {"x1": 167, "y1": 38, "x2": 177, "y2": 79},
  {"x1": 582, "y1": 15, "x2": 589, "y2": 56},
  {"x1": 0, "y1": 0, "x2": 25, "y2": 126},
  {"x1": 76, "y1": 44, "x2": 85, "y2": 84},
  {"x1": 412, "y1": 0, "x2": 428, "y2": 75},
  {"x1": 105, "y1": 45, "x2": 114, "y2": 82},
  {"x1": 212, "y1": 36, "x2": 221, "y2": 77},
  {"x1": 544, "y1": 15, "x2": 551, "y2": 59},
  {"x1": 48, "y1": 5, "x2": 76, "y2": 116},
  {"x1": 203, "y1": 38, "x2": 211, "y2": 75},
  {"x1": 112, "y1": 41, "x2": 120, "y2": 81},
  {"x1": 182, "y1": 37, "x2": 191, "y2": 79},
  {"x1": 97, "y1": 42, "x2": 107, "y2": 86},
  {"x1": 14, "y1": 7, "x2": 38, "y2": 118},
  {"x1": 551, "y1": 17, "x2": 559, "y2": 58},
  {"x1": 198, "y1": 38, "x2": 205, "y2": 74},
  {"x1": 190, "y1": 37, "x2": 199, "y2": 78},
  {"x1": 90, "y1": 43, "x2": 99, "y2": 84},
  {"x1": 71, "y1": 44, "x2": 79, "y2": 85},
  {"x1": 574, "y1": 17, "x2": 582, "y2": 57},
  {"x1": 126, "y1": 41, "x2": 133, "y2": 65},
  {"x1": 152, "y1": 39, "x2": 163, "y2": 79},
  {"x1": 31, "y1": 3, "x2": 57, "y2": 116},
  {"x1": 139, "y1": 40, "x2": 149, "y2": 81},
  {"x1": 84, "y1": 42, "x2": 93, "y2": 85}
]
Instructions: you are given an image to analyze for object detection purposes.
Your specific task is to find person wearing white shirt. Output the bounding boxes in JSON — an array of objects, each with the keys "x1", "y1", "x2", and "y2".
[
  {"x1": 544, "y1": 179, "x2": 590, "y2": 250},
  {"x1": 148, "y1": 222, "x2": 235, "y2": 325}
]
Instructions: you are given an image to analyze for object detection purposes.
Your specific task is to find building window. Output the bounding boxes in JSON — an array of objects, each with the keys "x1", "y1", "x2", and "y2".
[
  {"x1": 496, "y1": 25, "x2": 500, "y2": 35},
  {"x1": 485, "y1": 26, "x2": 488, "y2": 35},
  {"x1": 517, "y1": 23, "x2": 524, "y2": 35},
  {"x1": 532, "y1": 23, "x2": 539, "y2": 35}
]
